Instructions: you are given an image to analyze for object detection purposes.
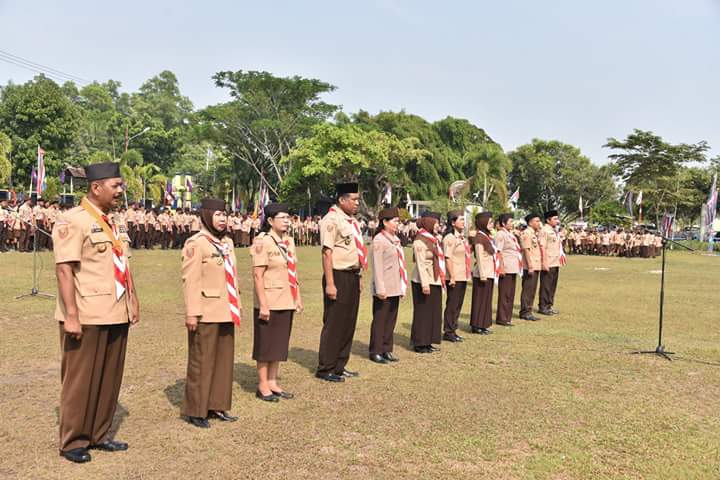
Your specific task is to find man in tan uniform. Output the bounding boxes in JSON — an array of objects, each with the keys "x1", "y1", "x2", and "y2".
[
  {"x1": 442, "y1": 210, "x2": 470, "y2": 342},
  {"x1": 52, "y1": 161, "x2": 139, "y2": 463},
  {"x1": 316, "y1": 182, "x2": 365, "y2": 382},
  {"x1": 538, "y1": 210, "x2": 564, "y2": 315},
  {"x1": 519, "y1": 214, "x2": 542, "y2": 320},
  {"x1": 17, "y1": 198, "x2": 33, "y2": 252}
]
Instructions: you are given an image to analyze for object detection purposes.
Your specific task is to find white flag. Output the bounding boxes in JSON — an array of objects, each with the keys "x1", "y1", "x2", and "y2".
[
  {"x1": 636, "y1": 191, "x2": 643, "y2": 206},
  {"x1": 579, "y1": 196, "x2": 583, "y2": 216}
]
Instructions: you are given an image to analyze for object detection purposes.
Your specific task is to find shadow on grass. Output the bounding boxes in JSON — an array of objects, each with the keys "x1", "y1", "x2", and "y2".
[
  {"x1": 163, "y1": 379, "x2": 184, "y2": 408},
  {"x1": 233, "y1": 362, "x2": 259, "y2": 393}
]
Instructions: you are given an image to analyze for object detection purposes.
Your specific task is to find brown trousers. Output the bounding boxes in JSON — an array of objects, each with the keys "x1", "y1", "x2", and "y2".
[
  {"x1": 443, "y1": 280, "x2": 467, "y2": 335},
  {"x1": 318, "y1": 270, "x2": 360, "y2": 375},
  {"x1": 520, "y1": 271, "x2": 539, "y2": 316},
  {"x1": 59, "y1": 322, "x2": 128, "y2": 452},
  {"x1": 496, "y1": 273, "x2": 516, "y2": 325},
  {"x1": 411, "y1": 282, "x2": 442, "y2": 346},
  {"x1": 539, "y1": 267, "x2": 559, "y2": 311},
  {"x1": 470, "y1": 277, "x2": 493, "y2": 329},
  {"x1": 182, "y1": 322, "x2": 234, "y2": 418},
  {"x1": 370, "y1": 296, "x2": 400, "y2": 354}
]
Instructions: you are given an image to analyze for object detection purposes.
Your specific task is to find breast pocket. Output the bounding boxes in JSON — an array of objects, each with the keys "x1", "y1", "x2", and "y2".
[{"x1": 89, "y1": 232, "x2": 113, "y2": 254}]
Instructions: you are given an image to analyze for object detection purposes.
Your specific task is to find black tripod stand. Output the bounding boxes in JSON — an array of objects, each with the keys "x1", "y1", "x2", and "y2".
[
  {"x1": 6, "y1": 207, "x2": 55, "y2": 300},
  {"x1": 632, "y1": 236, "x2": 693, "y2": 361}
]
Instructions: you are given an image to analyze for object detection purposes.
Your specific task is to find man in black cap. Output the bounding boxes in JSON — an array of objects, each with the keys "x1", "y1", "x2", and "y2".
[
  {"x1": 538, "y1": 209, "x2": 565, "y2": 315},
  {"x1": 52, "y1": 161, "x2": 139, "y2": 463},
  {"x1": 316, "y1": 182, "x2": 366, "y2": 382},
  {"x1": 519, "y1": 213, "x2": 542, "y2": 320}
]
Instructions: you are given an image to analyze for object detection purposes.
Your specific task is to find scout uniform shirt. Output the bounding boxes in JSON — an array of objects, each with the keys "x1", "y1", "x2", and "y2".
[
  {"x1": 495, "y1": 228, "x2": 521, "y2": 274},
  {"x1": 181, "y1": 229, "x2": 240, "y2": 323},
  {"x1": 442, "y1": 231, "x2": 470, "y2": 282},
  {"x1": 251, "y1": 231, "x2": 297, "y2": 310},
  {"x1": 538, "y1": 224, "x2": 562, "y2": 269},
  {"x1": 319, "y1": 207, "x2": 361, "y2": 271},
  {"x1": 371, "y1": 232, "x2": 406, "y2": 297},
  {"x1": 472, "y1": 235, "x2": 496, "y2": 281},
  {"x1": 411, "y1": 238, "x2": 441, "y2": 287},
  {"x1": 52, "y1": 202, "x2": 133, "y2": 325},
  {"x1": 520, "y1": 228, "x2": 541, "y2": 272}
]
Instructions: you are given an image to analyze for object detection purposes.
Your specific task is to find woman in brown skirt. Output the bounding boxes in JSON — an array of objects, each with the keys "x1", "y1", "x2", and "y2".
[
  {"x1": 410, "y1": 212, "x2": 445, "y2": 353},
  {"x1": 369, "y1": 207, "x2": 407, "y2": 364},
  {"x1": 470, "y1": 212, "x2": 496, "y2": 335},
  {"x1": 251, "y1": 203, "x2": 304, "y2": 402},
  {"x1": 495, "y1": 213, "x2": 521, "y2": 326},
  {"x1": 442, "y1": 210, "x2": 471, "y2": 343},
  {"x1": 181, "y1": 198, "x2": 240, "y2": 428}
]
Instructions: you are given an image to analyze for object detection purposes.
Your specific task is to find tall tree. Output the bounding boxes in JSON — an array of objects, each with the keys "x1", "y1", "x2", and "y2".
[
  {"x1": 0, "y1": 132, "x2": 11, "y2": 185},
  {"x1": 205, "y1": 70, "x2": 339, "y2": 197}
]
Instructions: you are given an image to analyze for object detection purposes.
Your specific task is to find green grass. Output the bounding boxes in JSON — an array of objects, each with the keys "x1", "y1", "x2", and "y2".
[{"x1": 1, "y1": 248, "x2": 720, "y2": 479}]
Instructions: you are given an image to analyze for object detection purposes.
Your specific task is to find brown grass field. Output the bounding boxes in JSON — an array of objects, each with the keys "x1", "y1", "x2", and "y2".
[{"x1": 1, "y1": 247, "x2": 720, "y2": 479}]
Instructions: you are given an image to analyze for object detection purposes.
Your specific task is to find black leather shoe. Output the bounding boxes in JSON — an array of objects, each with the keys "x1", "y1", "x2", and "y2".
[
  {"x1": 91, "y1": 440, "x2": 128, "y2": 452},
  {"x1": 520, "y1": 315, "x2": 539, "y2": 321},
  {"x1": 271, "y1": 390, "x2": 295, "y2": 399},
  {"x1": 480, "y1": 328, "x2": 492, "y2": 335},
  {"x1": 382, "y1": 352, "x2": 399, "y2": 362},
  {"x1": 369, "y1": 353, "x2": 388, "y2": 364},
  {"x1": 340, "y1": 369, "x2": 359, "y2": 378},
  {"x1": 186, "y1": 416, "x2": 210, "y2": 428},
  {"x1": 537, "y1": 309, "x2": 554, "y2": 316},
  {"x1": 414, "y1": 346, "x2": 431, "y2": 353},
  {"x1": 315, "y1": 372, "x2": 345, "y2": 382},
  {"x1": 443, "y1": 333, "x2": 460, "y2": 342},
  {"x1": 550, "y1": 309, "x2": 560, "y2": 315},
  {"x1": 471, "y1": 327, "x2": 483, "y2": 334},
  {"x1": 60, "y1": 448, "x2": 91, "y2": 463},
  {"x1": 455, "y1": 334, "x2": 464, "y2": 341},
  {"x1": 428, "y1": 345, "x2": 440, "y2": 352},
  {"x1": 256, "y1": 390, "x2": 279, "y2": 402},
  {"x1": 210, "y1": 411, "x2": 238, "y2": 422}
]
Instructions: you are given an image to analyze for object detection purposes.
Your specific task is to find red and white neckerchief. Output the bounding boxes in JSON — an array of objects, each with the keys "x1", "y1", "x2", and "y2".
[
  {"x1": 456, "y1": 232, "x2": 472, "y2": 278},
  {"x1": 329, "y1": 206, "x2": 368, "y2": 270},
  {"x1": 477, "y1": 231, "x2": 500, "y2": 285},
  {"x1": 418, "y1": 228, "x2": 446, "y2": 287},
  {"x1": 383, "y1": 231, "x2": 407, "y2": 296},
  {"x1": 101, "y1": 215, "x2": 131, "y2": 301},
  {"x1": 202, "y1": 234, "x2": 241, "y2": 326},
  {"x1": 276, "y1": 238, "x2": 299, "y2": 301},
  {"x1": 505, "y1": 229, "x2": 525, "y2": 277},
  {"x1": 556, "y1": 229, "x2": 568, "y2": 266}
]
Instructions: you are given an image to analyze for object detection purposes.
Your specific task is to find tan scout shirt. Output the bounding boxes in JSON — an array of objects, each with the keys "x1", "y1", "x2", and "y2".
[
  {"x1": 411, "y1": 238, "x2": 441, "y2": 287},
  {"x1": 52, "y1": 203, "x2": 133, "y2": 325},
  {"x1": 442, "y1": 231, "x2": 470, "y2": 282},
  {"x1": 473, "y1": 238, "x2": 496, "y2": 281},
  {"x1": 320, "y1": 206, "x2": 360, "y2": 270},
  {"x1": 371, "y1": 232, "x2": 405, "y2": 297},
  {"x1": 495, "y1": 229, "x2": 521, "y2": 275},
  {"x1": 181, "y1": 229, "x2": 240, "y2": 323},
  {"x1": 539, "y1": 224, "x2": 562, "y2": 269},
  {"x1": 520, "y1": 228, "x2": 541, "y2": 272},
  {"x1": 251, "y1": 231, "x2": 297, "y2": 310}
]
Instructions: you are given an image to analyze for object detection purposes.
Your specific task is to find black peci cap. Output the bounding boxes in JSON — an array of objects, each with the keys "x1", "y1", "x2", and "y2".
[
  {"x1": 85, "y1": 162, "x2": 121, "y2": 182},
  {"x1": 544, "y1": 210, "x2": 559, "y2": 220},
  {"x1": 525, "y1": 213, "x2": 541, "y2": 223},
  {"x1": 336, "y1": 182, "x2": 359, "y2": 195}
]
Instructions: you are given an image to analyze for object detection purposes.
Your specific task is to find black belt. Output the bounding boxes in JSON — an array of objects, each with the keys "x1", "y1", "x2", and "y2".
[{"x1": 334, "y1": 268, "x2": 361, "y2": 274}]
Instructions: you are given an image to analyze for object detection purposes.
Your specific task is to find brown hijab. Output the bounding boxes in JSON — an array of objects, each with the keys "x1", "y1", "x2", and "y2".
[{"x1": 473, "y1": 212, "x2": 494, "y2": 254}]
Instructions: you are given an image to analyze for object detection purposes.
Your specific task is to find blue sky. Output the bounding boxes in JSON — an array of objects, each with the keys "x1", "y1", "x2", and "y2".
[{"x1": 1, "y1": 0, "x2": 718, "y2": 164}]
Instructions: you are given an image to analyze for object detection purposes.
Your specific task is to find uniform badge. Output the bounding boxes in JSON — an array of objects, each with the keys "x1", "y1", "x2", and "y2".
[
  {"x1": 184, "y1": 246, "x2": 195, "y2": 259},
  {"x1": 326, "y1": 223, "x2": 334, "y2": 233},
  {"x1": 216, "y1": 257, "x2": 224, "y2": 265},
  {"x1": 344, "y1": 237, "x2": 351, "y2": 245},
  {"x1": 97, "y1": 243, "x2": 107, "y2": 253},
  {"x1": 252, "y1": 237, "x2": 264, "y2": 255},
  {"x1": 58, "y1": 225, "x2": 69, "y2": 239},
  {"x1": 91, "y1": 223, "x2": 103, "y2": 233}
]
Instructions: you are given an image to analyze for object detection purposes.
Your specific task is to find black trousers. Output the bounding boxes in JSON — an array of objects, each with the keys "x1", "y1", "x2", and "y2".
[
  {"x1": 443, "y1": 281, "x2": 467, "y2": 334},
  {"x1": 539, "y1": 267, "x2": 559, "y2": 311},
  {"x1": 370, "y1": 296, "x2": 399, "y2": 354},
  {"x1": 470, "y1": 277, "x2": 493, "y2": 329},
  {"x1": 411, "y1": 283, "x2": 442, "y2": 346},
  {"x1": 317, "y1": 270, "x2": 360, "y2": 375},
  {"x1": 520, "y1": 270, "x2": 539, "y2": 317},
  {"x1": 496, "y1": 273, "x2": 516, "y2": 325}
]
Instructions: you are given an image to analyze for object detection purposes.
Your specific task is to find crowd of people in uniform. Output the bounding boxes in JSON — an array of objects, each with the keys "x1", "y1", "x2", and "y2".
[
  {"x1": 45, "y1": 162, "x2": 667, "y2": 464},
  {"x1": 563, "y1": 227, "x2": 664, "y2": 258}
]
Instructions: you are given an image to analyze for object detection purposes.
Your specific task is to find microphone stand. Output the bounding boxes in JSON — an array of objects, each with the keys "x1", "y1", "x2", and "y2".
[
  {"x1": 632, "y1": 236, "x2": 693, "y2": 361},
  {"x1": 5, "y1": 207, "x2": 56, "y2": 300}
]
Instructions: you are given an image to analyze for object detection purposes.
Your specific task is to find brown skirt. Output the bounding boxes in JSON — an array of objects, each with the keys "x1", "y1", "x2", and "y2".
[
  {"x1": 411, "y1": 282, "x2": 442, "y2": 346},
  {"x1": 240, "y1": 231, "x2": 250, "y2": 246},
  {"x1": 253, "y1": 309, "x2": 294, "y2": 362},
  {"x1": 470, "y1": 277, "x2": 494, "y2": 329}
]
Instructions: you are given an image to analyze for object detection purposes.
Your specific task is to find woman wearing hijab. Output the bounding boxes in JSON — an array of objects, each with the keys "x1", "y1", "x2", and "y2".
[
  {"x1": 369, "y1": 207, "x2": 406, "y2": 364},
  {"x1": 251, "y1": 203, "x2": 304, "y2": 402},
  {"x1": 470, "y1": 212, "x2": 496, "y2": 335},
  {"x1": 410, "y1": 212, "x2": 445, "y2": 353},
  {"x1": 495, "y1": 213, "x2": 521, "y2": 326},
  {"x1": 180, "y1": 198, "x2": 241, "y2": 428},
  {"x1": 442, "y1": 210, "x2": 471, "y2": 343}
]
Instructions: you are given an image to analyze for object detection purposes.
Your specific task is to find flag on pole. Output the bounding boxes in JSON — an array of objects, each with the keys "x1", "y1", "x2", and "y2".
[
  {"x1": 578, "y1": 195, "x2": 584, "y2": 219},
  {"x1": 636, "y1": 190, "x2": 644, "y2": 222},
  {"x1": 706, "y1": 174, "x2": 718, "y2": 234},
  {"x1": 164, "y1": 179, "x2": 175, "y2": 205},
  {"x1": 635, "y1": 190, "x2": 643, "y2": 205},
  {"x1": 508, "y1": 188, "x2": 520, "y2": 210},
  {"x1": 257, "y1": 180, "x2": 270, "y2": 224},
  {"x1": 624, "y1": 191, "x2": 634, "y2": 217},
  {"x1": 661, "y1": 212, "x2": 674, "y2": 239},
  {"x1": 59, "y1": 169, "x2": 65, "y2": 184},
  {"x1": 36, "y1": 146, "x2": 46, "y2": 195},
  {"x1": 382, "y1": 183, "x2": 392, "y2": 206},
  {"x1": 186, "y1": 176, "x2": 193, "y2": 193}
]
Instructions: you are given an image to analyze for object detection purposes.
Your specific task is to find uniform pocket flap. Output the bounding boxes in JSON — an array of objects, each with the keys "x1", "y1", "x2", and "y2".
[
  {"x1": 202, "y1": 289, "x2": 221, "y2": 298},
  {"x1": 264, "y1": 280, "x2": 285, "y2": 289},
  {"x1": 79, "y1": 286, "x2": 112, "y2": 297},
  {"x1": 89, "y1": 232, "x2": 112, "y2": 244}
]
